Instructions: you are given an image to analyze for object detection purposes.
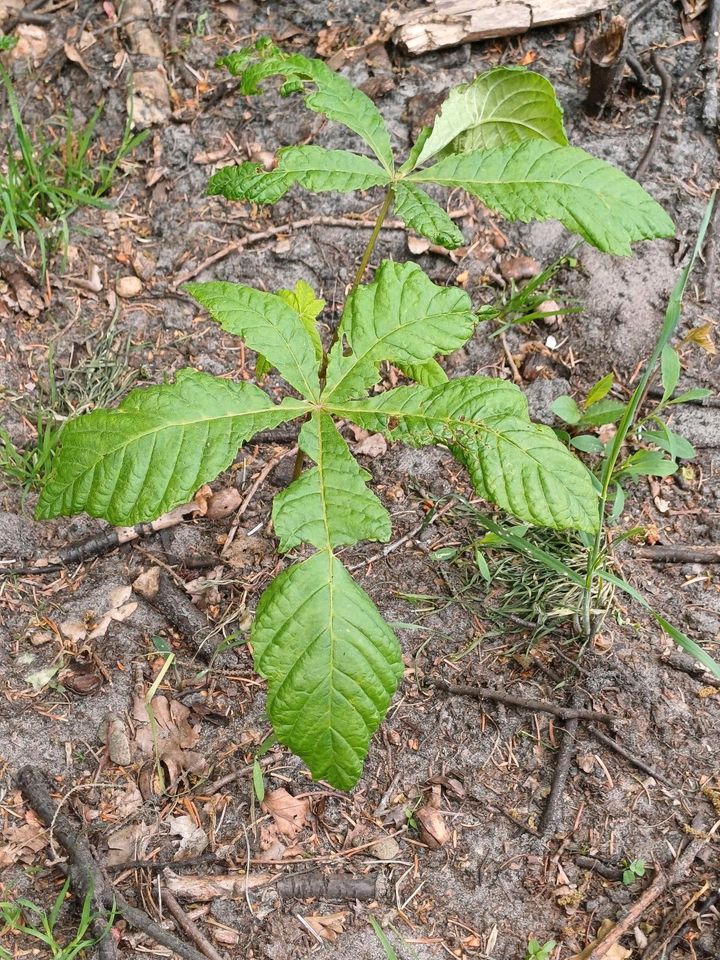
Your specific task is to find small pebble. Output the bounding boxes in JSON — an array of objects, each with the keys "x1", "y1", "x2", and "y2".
[{"x1": 116, "y1": 275, "x2": 143, "y2": 298}]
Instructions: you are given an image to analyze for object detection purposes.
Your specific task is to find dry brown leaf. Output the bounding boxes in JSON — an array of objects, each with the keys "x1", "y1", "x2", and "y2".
[
  {"x1": 353, "y1": 433, "x2": 388, "y2": 458},
  {"x1": 415, "y1": 784, "x2": 450, "y2": 848},
  {"x1": 106, "y1": 821, "x2": 155, "y2": 866},
  {"x1": 168, "y1": 814, "x2": 209, "y2": 860},
  {"x1": 9, "y1": 24, "x2": 48, "y2": 63},
  {"x1": 684, "y1": 322, "x2": 716, "y2": 355},
  {"x1": 261, "y1": 788, "x2": 309, "y2": 839},
  {"x1": 133, "y1": 695, "x2": 208, "y2": 784},
  {"x1": 64, "y1": 41, "x2": 90, "y2": 73},
  {"x1": 0, "y1": 820, "x2": 47, "y2": 868},
  {"x1": 304, "y1": 912, "x2": 346, "y2": 942},
  {"x1": 570, "y1": 919, "x2": 632, "y2": 960}
]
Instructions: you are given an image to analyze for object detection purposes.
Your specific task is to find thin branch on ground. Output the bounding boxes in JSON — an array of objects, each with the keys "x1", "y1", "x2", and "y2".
[
  {"x1": 702, "y1": 0, "x2": 720, "y2": 129},
  {"x1": 160, "y1": 885, "x2": 226, "y2": 960},
  {"x1": 346, "y1": 499, "x2": 456, "y2": 573},
  {"x1": 174, "y1": 209, "x2": 471, "y2": 286},
  {"x1": 630, "y1": 544, "x2": 720, "y2": 563},
  {"x1": 634, "y1": 51, "x2": 672, "y2": 178},
  {"x1": 426, "y1": 677, "x2": 613, "y2": 725},
  {"x1": 538, "y1": 690, "x2": 584, "y2": 836},
  {"x1": 588, "y1": 726, "x2": 672, "y2": 786}
]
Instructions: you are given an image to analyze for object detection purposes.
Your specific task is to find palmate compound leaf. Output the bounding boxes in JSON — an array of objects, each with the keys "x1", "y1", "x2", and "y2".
[
  {"x1": 220, "y1": 40, "x2": 394, "y2": 173},
  {"x1": 415, "y1": 66, "x2": 568, "y2": 167},
  {"x1": 408, "y1": 140, "x2": 675, "y2": 256},
  {"x1": 392, "y1": 181, "x2": 464, "y2": 249},
  {"x1": 322, "y1": 260, "x2": 477, "y2": 403},
  {"x1": 36, "y1": 369, "x2": 309, "y2": 525},
  {"x1": 252, "y1": 549, "x2": 403, "y2": 790},
  {"x1": 184, "y1": 280, "x2": 322, "y2": 400},
  {"x1": 329, "y1": 377, "x2": 600, "y2": 533},
  {"x1": 254, "y1": 412, "x2": 400, "y2": 789},
  {"x1": 207, "y1": 146, "x2": 390, "y2": 205}
]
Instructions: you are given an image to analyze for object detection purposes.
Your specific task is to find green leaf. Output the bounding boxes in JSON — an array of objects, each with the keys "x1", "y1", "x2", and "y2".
[
  {"x1": 221, "y1": 40, "x2": 394, "y2": 173},
  {"x1": 580, "y1": 397, "x2": 628, "y2": 426},
  {"x1": 252, "y1": 549, "x2": 403, "y2": 789},
  {"x1": 277, "y1": 279, "x2": 325, "y2": 362},
  {"x1": 416, "y1": 66, "x2": 568, "y2": 166},
  {"x1": 642, "y1": 425, "x2": 695, "y2": 460},
  {"x1": 620, "y1": 449, "x2": 678, "y2": 478},
  {"x1": 392, "y1": 182, "x2": 464, "y2": 249},
  {"x1": 584, "y1": 372, "x2": 614, "y2": 408},
  {"x1": 207, "y1": 162, "x2": 293, "y2": 204},
  {"x1": 184, "y1": 281, "x2": 321, "y2": 400},
  {"x1": 395, "y1": 358, "x2": 449, "y2": 387},
  {"x1": 334, "y1": 377, "x2": 599, "y2": 532},
  {"x1": 550, "y1": 395, "x2": 582, "y2": 425},
  {"x1": 323, "y1": 261, "x2": 476, "y2": 403},
  {"x1": 668, "y1": 387, "x2": 712, "y2": 404},
  {"x1": 37, "y1": 370, "x2": 308, "y2": 525},
  {"x1": 409, "y1": 141, "x2": 675, "y2": 255},
  {"x1": 570, "y1": 434, "x2": 605, "y2": 454},
  {"x1": 252, "y1": 759, "x2": 265, "y2": 803},
  {"x1": 400, "y1": 126, "x2": 432, "y2": 174},
  {"x1": 272, "y1": 412, "x2": 391, "y2": 552},
  {"x1": 660, "y1": 345, "x2": 681, "y2": 402},
  {"x1": 208, "y1": 148, "x2": 390, "y2": 205}
]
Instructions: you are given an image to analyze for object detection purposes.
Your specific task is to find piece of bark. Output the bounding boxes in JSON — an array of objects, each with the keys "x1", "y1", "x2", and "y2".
[
  {"x1": 132, "y1": 567, "x2": 217, "y2": 662},
  {"x1": 163, "y1": 871, "x2": 273, "y2": 901},
  {"x1": 379, "y1": 0, "x2": 609, "y2": 55},
  {"x1": 585, "y1": 16, "x2": 629, "y2": 114},
  {"x1": 702, "y1": 0, "x2": 720, "y2": 129},
  {"x1": 276, "y1": 871, "x2": 386, "y2": 901}
]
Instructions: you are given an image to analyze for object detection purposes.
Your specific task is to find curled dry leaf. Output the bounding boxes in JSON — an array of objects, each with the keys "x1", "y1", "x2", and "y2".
[
  {"x1": 205, "y1": 487, "x2": 243, "y2": 519},
  {"x1": 168, "y1": 814, "x2": 209, "y2": 861},
  {"x1": 133, "y1": 695, "x2": 208, "y2": 787},
  {"x1": 106, "y1": 714, "x2": 132, "y2": 765},
  {"x1": 415, "y1": 784, "x2": 450, "y2": 849},
  {"x1": 304, "y1": 913, "x2": 346, "y2": 942},
  {"x1": 261, "y1": 788, "x2": 309, "y2": 840},
  {"x1": 353, "y1": 433, "x2": 388, "y2": 458}
]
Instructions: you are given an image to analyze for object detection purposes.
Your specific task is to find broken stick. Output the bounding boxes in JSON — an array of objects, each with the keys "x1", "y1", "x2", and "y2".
[
  {"x1": 379, "y1": 0, "x2": 609, "y2": 55},
  {"x1": 585, "y1": 16, "x2": 629, "y2": 115},
  {"x1": 132, "y1": 567, "x2": 218, "y2": 663},
  {"x1": 703, "y1": 0, "x2": 720, "y2": 129}
]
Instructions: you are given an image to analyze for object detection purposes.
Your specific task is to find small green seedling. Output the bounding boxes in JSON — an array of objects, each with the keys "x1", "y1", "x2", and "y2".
[
  {"x1": 622, "y1": 858, "x2": 646, "y2": 886},
  {"x1": 38, "y1": 39, "x2": 674, "y2": 789},
  {"x1": 524, "y1": 938, "x2": 557, "y2": 960}
]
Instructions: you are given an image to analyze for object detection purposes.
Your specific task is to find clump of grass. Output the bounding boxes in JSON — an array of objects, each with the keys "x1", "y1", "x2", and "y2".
[
  {"x1": 0, "y1": 35, "x2": 148, "y2": 276},
  {"x1": 431, "y1": 496, "x2": 615, "y2": 652},
  {"x1": 0, "y1": 877, "x2": 109, "y2": 960},
  {"x1": 0, "y1": 311, "x2": 144, "y2": 497}
]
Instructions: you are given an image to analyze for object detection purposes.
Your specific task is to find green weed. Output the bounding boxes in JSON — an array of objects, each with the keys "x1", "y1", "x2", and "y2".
[{"x1": 0, "y1": 37, "x2": 148, "y2": 276}]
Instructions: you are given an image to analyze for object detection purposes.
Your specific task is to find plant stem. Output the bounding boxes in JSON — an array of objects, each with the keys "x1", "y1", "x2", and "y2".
[
  {"x1": 580, "y1": 192, "x2": 716, "y2": 637},
  {"x1": 291, "y1": 185, "x2": 395, "y2": 480}
]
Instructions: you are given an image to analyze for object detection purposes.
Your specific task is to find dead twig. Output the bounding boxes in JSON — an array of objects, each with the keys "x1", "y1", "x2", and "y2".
[
  {"x1": 538, "y1": 690, "x2": 583, "y2": 836},
  {"x1": 346, "y1": 499, "x2": 456, "y2": 573},
  {"x1": 160, "y1": 885, "x2": 226, "y2": 960},
  {"x1": 221, "y1": 446, "x2": 297, "y2": 559},
  {"x1": 630, "y1": 544, "x2": 720, "y2": 563},
  {"x1": 426, "y1": 677, "x2": 613, "y2": 725},
  {"x1": 586, "y1": 833, "x2": 716, "y2": 959},
  {"x1": 1, "y1": 501, "x2": 200, "y2": 576},
  {"x1": 588, "y1": 726, "x2": 672, "y2": 786},
  {"x1": 641, "y1": 884, "x2": 716, "y2": 960},
  {"x1": 634, "y1": 51, "x2": 672, "y2": 178},
  {"x1": 132, "y1": 567, "x2": 218, "y2": 663},
  {"x1": 17, "y1": 766, "x2": 208, "y2": 960},
  {"x1": 174, "y1": 210, "x2": 470, "y2": 286},
  {"x1": 276, "y1": 871, "x2": 386, "y2": 901},
  {"x1": 585, "y1": 16, "x2": 629, "y2": 115}
]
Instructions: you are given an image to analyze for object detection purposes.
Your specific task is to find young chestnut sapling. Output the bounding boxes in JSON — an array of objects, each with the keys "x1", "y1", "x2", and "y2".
[{"x1": 38, "y1": 41, "x2": 674, "y2": 789}]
